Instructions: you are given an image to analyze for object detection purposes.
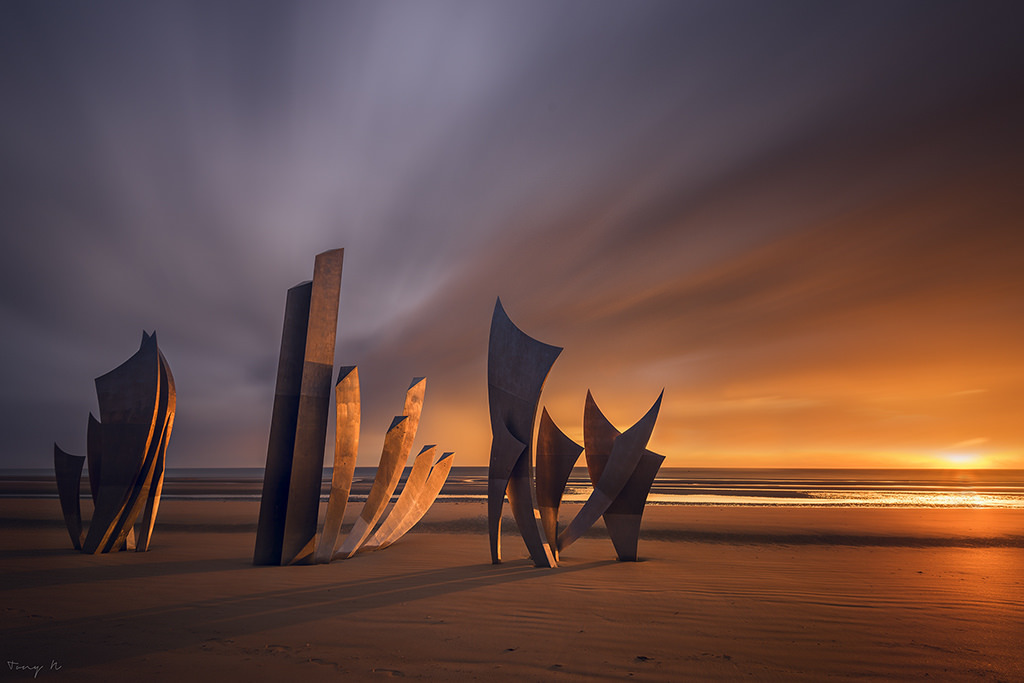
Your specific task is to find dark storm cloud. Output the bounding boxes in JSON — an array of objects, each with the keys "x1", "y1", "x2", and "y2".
[{"x1": 1, "y1": 1, "x2": 1022, "y2": 467}]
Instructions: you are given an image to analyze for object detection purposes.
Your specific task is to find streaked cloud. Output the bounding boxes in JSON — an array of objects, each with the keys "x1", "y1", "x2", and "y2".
[{"x1": 1, "y1": 1, "x2": 1021, "y2": 467}]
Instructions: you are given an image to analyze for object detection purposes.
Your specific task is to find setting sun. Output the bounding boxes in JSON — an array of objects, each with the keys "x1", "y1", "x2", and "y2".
[{"x1": 940, "y1": 453, "x2": 985, "y2": 468}]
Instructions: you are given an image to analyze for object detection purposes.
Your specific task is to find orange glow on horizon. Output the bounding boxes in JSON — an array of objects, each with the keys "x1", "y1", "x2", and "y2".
[{"x1": 402, "y1": 373, "x2": 1024, "y2": 470}]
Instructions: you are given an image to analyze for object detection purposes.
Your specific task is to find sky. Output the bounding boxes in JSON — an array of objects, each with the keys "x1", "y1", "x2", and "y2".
[{"x1": 1, "y1": 1, "x2": 1022, "y2": 470}]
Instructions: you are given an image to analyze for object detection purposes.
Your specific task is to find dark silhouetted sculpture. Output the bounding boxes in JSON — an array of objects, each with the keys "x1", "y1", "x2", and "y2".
[
  {"x1": 54, "y1": 331, "x2": 176, "y2": 553},
  {"x1": 486, "y1": 298, "x2": 665, "y2": 566},
  {"x1": 487, "y1": 298, "x2": 560, "y2": 567},
  {"x1": 256, "y1": 249, "x2": 451, "y2": 566},
  {"x1": 556, "y1": 391, "x2": 662, "y2": 554},
  {"x1": 535, "y1": 408, "x2": 583, "y2": 560},
  {"x1": 53, "y1": 445, "x2": 85, "y2": 550},
  {"x1": 581, "y1": 391, "x2": 666, "y2": 561}
]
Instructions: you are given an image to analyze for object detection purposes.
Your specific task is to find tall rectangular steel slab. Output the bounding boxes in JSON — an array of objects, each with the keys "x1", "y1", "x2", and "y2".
[
  {"x1": 280, "y1": 248, "x2": 344, "y2": 565},
  {"x1": 253, "y1": 281, "x2": 313, "y2": 565}
]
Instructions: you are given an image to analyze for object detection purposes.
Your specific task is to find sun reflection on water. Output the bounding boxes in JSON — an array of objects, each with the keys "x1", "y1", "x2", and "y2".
[{"x1": 559, "y1": 488, "x2": 1024, "y2": 508}]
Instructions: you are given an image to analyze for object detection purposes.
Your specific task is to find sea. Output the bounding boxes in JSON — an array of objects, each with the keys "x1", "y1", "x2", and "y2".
[{"x1": 4, "y1": 467, "x2": 1024, "y2": 508}]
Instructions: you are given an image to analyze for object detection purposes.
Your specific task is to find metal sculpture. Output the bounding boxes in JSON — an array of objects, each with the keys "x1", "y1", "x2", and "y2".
[
  {"x1": 256, "y1": 249, "x2": 451, "y2": 566},
  {"x1": 313, "y1": 366, "x2": 361, "y2": 563},
  {"x1": 582, "y1": 391, "x2": 666, "y2": 561},
  {"x1": 281, "y1": 250, "x2": 344, "y2": 564},
  {"x1": 53, "y1": 445, "x2": 85, "y2": 550},
  {"x1": 486, "y1": 298, "x2": 665, "y2": 565},
  {"x1": 362, "y1": 444, "x2": 437, "y2": 550},
  {"x1": 556, "y1": 391, "x2": 662, "y2": 553},
  {"x1": 335, "y1": 377, "x2": 425, "y2": 559},
  {"x1": 324, "y1": 375, "x2": 454, "y2": 560},
  {"x1": 254, "y1": 248, "x2": 343, "y2": 566},
  {"x1": 364, "y1": 448, "x2": 455, "y2": 551},
  {"x1": 487, "y1": 298, "x2": 561, "y2": 568},
  {"x1": 54, "y1": 332, "x2": 175, "y2": 553},
  {"x1": 535, "y1": 408, "x2": 583, "y2": 560}
]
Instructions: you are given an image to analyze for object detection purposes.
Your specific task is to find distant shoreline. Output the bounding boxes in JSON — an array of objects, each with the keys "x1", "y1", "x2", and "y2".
[{"x1": 5, "y1": 467, "x2": 1023, "y2": 508}]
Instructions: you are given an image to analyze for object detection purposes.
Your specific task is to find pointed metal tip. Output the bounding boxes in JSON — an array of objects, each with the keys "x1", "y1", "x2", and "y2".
[
  {"x1": 336, "y1": 365, "x2": 358, "y2": 383},
  {"x1": 493, "y1": 297, "x2": 510, "y2": 321},
  {"x1": 139, "y1": 331, "x2": 159, "y2": 352},
  {"x1": 408, "y1": 376, "x2": 426, "y2": 389},
  {"x1": 639, "y1": 391, "x2": 664, "y2": 425},
  {"x1": 388, "y1": 415, "x2": 409, "y2": 430}
]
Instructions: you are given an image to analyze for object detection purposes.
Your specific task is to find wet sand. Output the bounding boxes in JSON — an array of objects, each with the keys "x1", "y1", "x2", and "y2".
[{"x1": 2, "y1": 499, "x2": 1022, "y2": 681}]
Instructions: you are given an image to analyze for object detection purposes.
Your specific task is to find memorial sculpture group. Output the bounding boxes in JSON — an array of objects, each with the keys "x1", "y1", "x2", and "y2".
[
  {"x1": 54, "y1": 332, "x2": 176, "y2": 553},
  {"x1": 488, "y1": 299, "x2": 665, "y2": 567},
  {"x1": 50, "y1": 249, "x2": 657, "y2": 567},
  {"x1": 253, "y1": 248, "x2": 454, "y2": 566}
]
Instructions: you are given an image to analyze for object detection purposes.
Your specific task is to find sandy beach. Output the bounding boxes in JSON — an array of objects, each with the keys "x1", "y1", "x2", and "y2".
[{"x1": 2, "y1": 499, "x2": 1022, "y2": 681}]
